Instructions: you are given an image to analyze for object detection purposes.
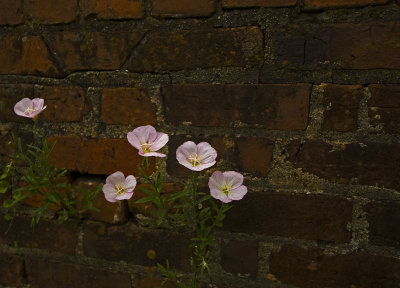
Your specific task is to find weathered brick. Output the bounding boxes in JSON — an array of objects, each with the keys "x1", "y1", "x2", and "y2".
[
  {"x1": 271, "y1": 23, "x2": 400, "y2": 70},
  {"x1": 152, "y1": 0, "x2": 215, "y2": 17},
  {"x1": 36, "y1": 86, "x2": 87, "y2": 122},
  {"x1": 224, "y1": 192, "x2": 352, "y2": 242},
  {"x1": 223, "y1": 0, "x2": 297, "y2": 8},
  {"x1": 135, "y1": 277, "x2": 174, "y2": 288},
  {"x1": 47, "y1": 136, "x2": 155, "y2": 175},
  {"x1": 166, "y1": 135, "x2": 229, "y2": 177},
  {"x1": 25, "y1": 0, "x2": 77, "y2": 23},
  {"x1": 83, "y1": 221, "x2": 191, "y2": 270},
  {"x1": 0, "y1": 0, "x2": 23, "y2": 25},
  {"x1": 0, "y1": 84, "x2": 34, "y2": 122},
  {"x1": 163, "y1": 84, "x2": 311, "y2": 130},
  {"x1": 127, "y1": 27, "x2": 263, "y2": 72},
  {"x1": 73, "y1": 177, "x2": 129, "y2": 224},
  {"x1": 269, "y1": 245, "x2": 400, "y2": 288},
  {"x1": 25, "y1": 257, "x2": 131, "y2": 288},
  {"x1": 0, "y1": 252, "x2": 24, "y2": 287},
  {"x1": 0, "y1": 36, "x2": 60, "y2": 76},
  {"x1": 365, "y1": 201, "x2": 400, "y2": 248},
  {"x1": 303, "y1": 0, "x2": 389, "y2": 11},
  {"x1": 81, "y1": 0, "x2": 143, "y2": 19},
  {"x1": 221, "y1": 240, "x2": 259, "y2": 279},
  {"x1": 46, "y1": 30, "x2": 145, "y2": 71},
  {"x1": 0, "y1": 214, "x2": 78, "y2": 255},
  {"x1": 101, "y1": 87, "x2": 156, "y2": 125},
  {"x1": 322, "y1": 84, "x2": 362, "y2": 132},
  {"x1": 0, "y1": 130, "x2": 34, "y2": 164},
  {"x1": 235, "y1": 137, "x2": 274, "y2": 177},
  {"x1": 368, "y1": 84, "x2": 400, "y2": 133},
  {"x1": 286, "y1": 140, "x2": 400, "y2": 190}
]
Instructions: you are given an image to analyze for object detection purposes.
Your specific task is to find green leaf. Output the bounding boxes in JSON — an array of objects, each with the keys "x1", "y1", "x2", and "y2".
[
  {"x1": 0, "y1": 180, "x2": 9, "y2": 194},
  {"x1": 135, "y1": 196, "x2": 153, "y2": 204}
]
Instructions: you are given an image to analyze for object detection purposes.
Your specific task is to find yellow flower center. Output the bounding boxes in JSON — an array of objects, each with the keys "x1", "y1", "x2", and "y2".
[
  {"x1": 140, "y1": 142, "x2": 153, "y2": 153},
  {"x1": 189, "y1": 153, "x2": 201, "y2": 167},
  {"x1": 115, "y1": 184, "x2": 125, "y2": 194},
  {"x1": 221, "y1": 182, "x2": 232, "y2": 195},
  {"x1": 24, "y1": 106, "x2": 38, "y2": 115}
]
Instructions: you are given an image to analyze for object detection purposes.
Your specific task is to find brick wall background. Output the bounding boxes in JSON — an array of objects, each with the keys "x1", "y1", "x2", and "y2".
[{"x1": 1, "y1": 0, "x2": 400, "y2": 287}]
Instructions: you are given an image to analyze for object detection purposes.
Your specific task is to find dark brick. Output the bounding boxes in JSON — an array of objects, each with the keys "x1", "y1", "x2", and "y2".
[
  {"x1": 163, "y1": 84, "x2": 311, "y2": 129},
  {"x1": 271, "y1": 23, "x2": 400, "y2": 70},
  {"x1": 0, "y1": 84, "x2": 35, "y2": 123},
  {"x1": 81, "y1": 0, "x2": 143, "y2": 19},
  {"x1": 0, "y1": 252, "x2": 24, "y2": 287},
  {"x1": 166, "y1": 135, "x2": 229, "y2": 177},
  {"x1": 0, "y1": 130, "x2": 34, "y2": 164},
  {"x1": 224, "y1": 192, "x2": 352, "y2": 243},
  {"x1": 235, "y1": 137, "x2": 274, "y2": 177},
  {"x1": 269, "y1": 245, "x2": 400, "y2": 288},
  {"x1": 25, "y1": 0, "x2": 77, "y2": 24},
  {"x1": 322, "y1": 84, "x2": 362, "y2": 132},
  {"x1": 221, "y1": 240, "x2": 259, "y2": 279},
  {"x1": 286, "y1": 140, "x2": 400, "y2": 190},
  {"x1": 25, "y1": 257, "x2": 131, "y2": 288},
  {"x1": 46, "y1": 30, "x2": 145, "y2": 72},
  {"x1": 47, "y1": 136, "x2": 155, "y2": 176},
  {"x1": 37, "y1": 86, "x2": 88, "y2": 122},
  {"x1": 152, "y1": 0, "x2": 215, "y2": 17},
  {"x1": 83, "y1": 221, "x2": 191, "y2": 270},
  {"x1": 365, "y1": 201, "x2": 400, "y2": 248},
  {"x1": 0, "y1": 36, "x2": 60, "y2": 76},
  {"x1": 303, "y1": 0, "x2": 389, "y2": 11},
  {"x1": 73, "y1": 177, "x2": 129, "y2": 224},
  {"x1": 127, "y1": 27, "x2": 263, "y2": 72},
  {"x1": 135, "y1": 277, "x2": 174, "y2": 288},
  {"x1": 0, "y1": 0, "x2": 23, "y2": 25},
  {"x1": 368, "y1": 84, "x2": 400, "y2": 134},
  {"x1": 0, "y1": 214, "x2": 78, "y2": 255},
  {"x1": 101, "y1": 87, "x2": 156, "y2": 125},
  {"x1": 223, "y1": 0, "x2": 297, "y2": 7}
]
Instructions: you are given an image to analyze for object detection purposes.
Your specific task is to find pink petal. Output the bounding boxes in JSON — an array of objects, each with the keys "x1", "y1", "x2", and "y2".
[
  {"x1": 228, "y1": 185, "x2": 247, "y2": 201},
  {"x1": 150, "y1": 132, "x2": 169, "y2": 151},
  {"x1": 210, "y1": 189, "x2": 232, "y2": 203},
  {"x1": 208, "y1": 171, "x2": 225, "y2": 190},
  {"x1": 127, "y1": 132, "x2": 142, "y2": 151},
  {"x1": 132, "y1": 125, "x2": 157, "y2": 144},
  {"x1": 31, "y1": 98, "x2": 45, "y2": 110},
  {"x1": 14, "y1": 98, "x2": 32, "y2": 117},
  {"x1": 115, "y1": 191, "x2": 134, "y2": 201},
  {"x1": 223, "y1": 171, "x2": 244, "y2": 189},
  {"x1": 105, "y1": 171, "x2": 125, "y2": 186},
  {"x1": 194, "y1": 161, "x2": 216, "y2": 171},
  {"x1": 197, "y1": 142, "x2": 217, "y2": 164},
  {"x1": 176, "y1": 141, "x2": 196, "y2": 164},
  {"x1": 138, "y1": 151, "x2": 166, "y2": 157},
  {"x1": 102, "y1": 183, "x2": 118, "y2": 203},
  {"x1": 124, "y1": 175, "x2": 137, "y2": 192}
]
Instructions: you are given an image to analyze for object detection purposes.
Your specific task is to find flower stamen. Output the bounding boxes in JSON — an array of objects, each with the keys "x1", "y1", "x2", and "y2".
[
  {"x1": 140, "y1": 142, "x2": 154, "y2": 153},
  {"x1": 188, "y1": 153, "x2": 201, "y2": 167},
  {"x1": 115, "y1": 184, "x2": 125, "y2": 195},
  {"x1": 221, "y1": 182, "x2": 232, "y2": 195},
  {"x1": 24, "y1": 106, "x2": 37, "y2": 115}
]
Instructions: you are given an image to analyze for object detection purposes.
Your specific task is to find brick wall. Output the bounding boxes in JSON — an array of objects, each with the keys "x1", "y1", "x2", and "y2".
[{"x1": 1, "y1": 0, "x2": 400, "y2": 287}]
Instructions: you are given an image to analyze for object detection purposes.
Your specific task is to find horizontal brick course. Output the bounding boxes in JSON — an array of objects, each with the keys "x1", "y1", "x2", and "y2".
[
  {"x1": 81, "y1": 0, "x2": 143, "y2": 19},
  {"x1": 25, "y1": 0, "x2": 78, "y2": 24},
  {"x1": 222, "y1": 0, "x2": 297, "y2": 7},
  {"x1": 303, "y1": 0, "x2": 389, "y2": 11},
  {"x1": 0, "y1": 252, "x2": 24, "y2": 287},
  {"x1": 0, "y1": 0, "x2": 23, "y2": 25},
  {"x1": 163, "y1": 84, "x2": 311, "y2": 129},
  {"x1": 152, "y1": 0, "x2": 215, "y2": 17}
]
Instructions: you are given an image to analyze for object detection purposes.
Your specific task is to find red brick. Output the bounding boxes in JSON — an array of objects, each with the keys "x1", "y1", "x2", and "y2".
[
  {"x1": 322, "y1": 84, "x2": 362, "y2": 132},
  {"x1": 0, "y1": 252, "x2": 24, "y2": 287},
  {"x1": 269, "y1": 245, "x2": 400, "y2": 288},
  {"x1": 272, "y1": 23, "x2": 400, "y2": 70},
  {"x1": 223, "y1": 0, "x2": 297, "y2": 8},
  {"x1": 368, "y1": 84, "x2": 400, "y2": 134},
  {"x1": 25, "y1": 257, "x2": 131, "y2": 288},
  {"x1": 127, "y1": 27, "x2": 263, "y2": 72},
  {"x1": 47, "y1": 136, "x2": 155, "y2": 175},
  {"x1": 0, "y1": 0, "x2": 23, "y2": 25},
  {"x1": 37, "y1": 86, "x2": 87, "y2": 122},
  {"x1": 0, "y1": 84, "x2": 34, "y2": 122},
  {"x1": 0, "y1": 214, "x2": 78, "y2": 255},
  {"x1": 221, "y1": 240, "x2": 259, "y2": 279},
  {"x1": 46, "y1": 30, "x2": 145, "y2": 71},
  {"x1": 235, "y1": 137, "x2": 274, "y2": 176},
  {"x1": 101, "y1": 87, "x2": 156, "y2": 125},
  {"x1": 303, "y1": 0, "x2": 389, "y2": 11},
  {"x1": 74, "y1": 177, "x2": 129, "y2": 224},
  {"x1": 224, "y1": 192, "x2": 352, "y2": 242},
  {"x1": 83, "y1": 221, "x2": 191, "y2": 270},
  {"x1": 152, "y1": 0, "x2": 215, "y2": 17},
  {"x1": 81, "y1": 0, "x2": 143, "y2": 19},
  {"x1": 365, "y1": 201, "x2": 400, "y2": 248},
  {"x1": 166, "y1": 135, "x2": 229, "y2": 177},
  {"x1": 286, "y1": 140, "x2": 400, "y2": 190},
  {"x1": 25, "y1": 0, "x2": 77, "y2": 23},
  {"x1": 163, "y1": 84, "x2": 310, "y2": 130},
  {"x1": 0, "y1": 36, "x2": 60, "y2": 76}
]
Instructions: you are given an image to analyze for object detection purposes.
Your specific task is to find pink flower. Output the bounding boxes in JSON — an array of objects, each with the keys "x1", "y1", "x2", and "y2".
[
  {"x1": 176, "y1": 141, "x2": 217, "y2": 171},
  {"x1": 208, "y1": 171, "x2": 247, "y2": 203},
  {"x1": 102, "y1": 171, "x2": 136, "y2": 203},
  {"x1": 14, "y1": 98, "x2": 47, "y2": 118},
  {"x1": 127, "y1": 125, "x2": 169, "y2": 157}
]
